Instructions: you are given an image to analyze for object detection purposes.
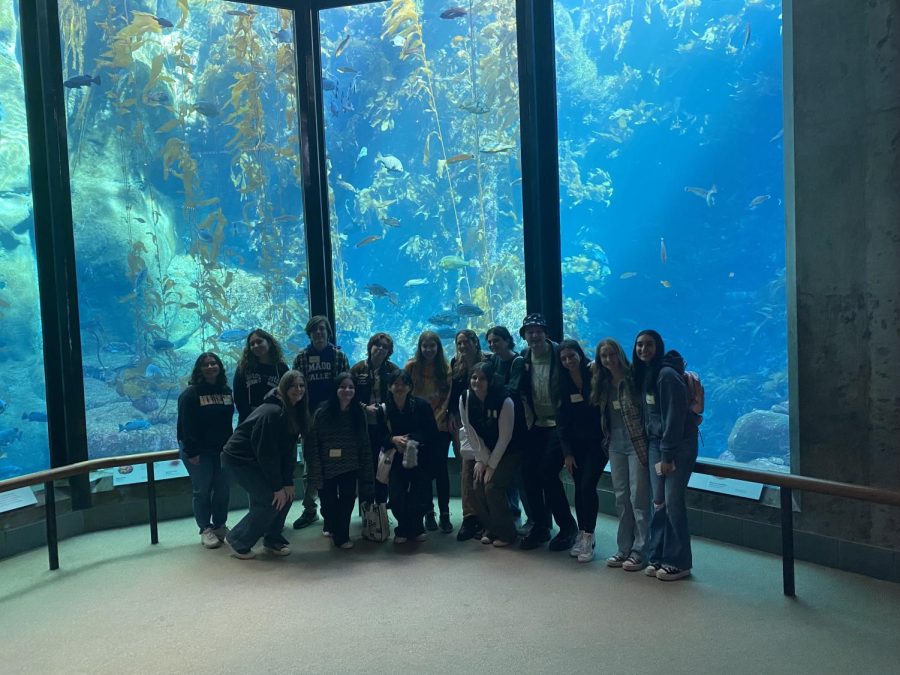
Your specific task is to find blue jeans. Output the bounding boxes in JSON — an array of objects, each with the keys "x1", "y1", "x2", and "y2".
[
  {"x1": 646, "y1": 437, "x2": 698, "y2": 570},
  {"x1": 225, "y1": 460, "x2": 292, "y2": 551},
  {"x1": 608, "y1": 450, "x2": 651, "y2": 559},
  {"x1": 180, "y1": 451, "x2": 231, "y2": 533}
]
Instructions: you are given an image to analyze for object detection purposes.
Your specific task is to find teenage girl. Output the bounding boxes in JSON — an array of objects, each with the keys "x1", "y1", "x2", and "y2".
[
  {"x1": 633, "y1": 330, "x2": 699, "y2": 581},
  {"x1": 591, "y1": 338, "x2": 650, "y2": 571},
  {"x1": 233, "y1": 328, "x2": 289, "y2": 423},
  {"x1": 304, "y1": 373, "x2": 374, "y2": 549},
  {"x1": 557, "y1": 339, "x2": 606, "y2": 563},
  {"x1": 177, "y1": 352, "x2": 235, "y2": 549},
  {"x1": 404, "y1": 331, "x2": 454, "y2": 533}
]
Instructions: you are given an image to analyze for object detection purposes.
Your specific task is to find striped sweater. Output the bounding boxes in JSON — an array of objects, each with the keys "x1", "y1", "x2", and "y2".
[{"x1": 303, "y1": 405, "x2": 374, "y2": 498}]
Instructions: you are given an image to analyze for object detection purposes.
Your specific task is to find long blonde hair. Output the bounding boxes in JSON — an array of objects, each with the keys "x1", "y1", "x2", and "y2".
[{"x1": 590, "y1": 338, "x2": 633, "y2": 406}]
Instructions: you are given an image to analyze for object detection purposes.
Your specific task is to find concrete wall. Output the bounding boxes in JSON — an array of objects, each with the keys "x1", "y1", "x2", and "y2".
[{"x1": 790, "y1": 0, "x2": 900, "y2": 552}]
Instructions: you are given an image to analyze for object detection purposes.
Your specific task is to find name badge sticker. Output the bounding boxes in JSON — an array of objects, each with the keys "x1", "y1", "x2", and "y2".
[
  {"x1": 329, "y1": 448, "x2": 342, "y2": 458},
  {"x1": 645, "y1": 394, "x2": 656, "y2": 405},
  {"x1": 309, "y1": 356, "x2": 320, "y2": 364},
  {"x1": 612, "y1": 400, "x2": 621, "y2": 411},
  {"x1": 570, "y1": 393, "x2": 584, "y2": 403}
]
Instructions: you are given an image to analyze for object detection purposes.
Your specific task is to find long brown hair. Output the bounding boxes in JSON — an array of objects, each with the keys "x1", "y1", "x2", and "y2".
[
  {"x1": 237, "y1": 328, "x2": 286, "y2": 375},
  {"x1": 406, "y1": 330, "x2": 450, "y2": 393},
  {"x1": 452, "y1": 329, "x2": 485, "y2": 379},
  {"x1": 278, "y1": 370, "x2": 310, "y2": 437},
  {"x1": 590, "y1": 337, "x2": 633, "y2": 406}
]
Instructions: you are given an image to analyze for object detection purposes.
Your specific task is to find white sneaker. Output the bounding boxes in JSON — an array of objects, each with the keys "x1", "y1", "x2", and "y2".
[
  {"x1": 340, "y1": 540, "x2": 354, "y2": 549},
  {"x1": 201, "y1": 528, "x2": 221, "y2": 549},
  {"x1": 212, "y1": 526, "x2": 229, "y2": 542},
  {"x1": 644, "y1": 563, "x2": 660, "y2": 577},
  {"x1": 569, "y1": 531, "x2": 587, "y2": 558},
  {"x1": 577, "y1": 533, "x2": 595, "y2": 563}
]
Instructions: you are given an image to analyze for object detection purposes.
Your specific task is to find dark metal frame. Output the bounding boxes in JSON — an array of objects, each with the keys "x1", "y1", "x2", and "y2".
[{"x1": 14, "y1": 0, "x2": 567, "y2": 512}]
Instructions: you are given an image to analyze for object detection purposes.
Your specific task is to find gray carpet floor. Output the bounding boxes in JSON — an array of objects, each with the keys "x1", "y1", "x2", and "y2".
[{"x1": 1, "y1": 502, "x2": 897, "y2": 674}]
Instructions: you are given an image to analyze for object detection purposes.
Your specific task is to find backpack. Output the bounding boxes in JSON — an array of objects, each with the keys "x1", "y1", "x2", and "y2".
[{"x1": 684, "y1": 370, "x2": 704, "y2": 425}]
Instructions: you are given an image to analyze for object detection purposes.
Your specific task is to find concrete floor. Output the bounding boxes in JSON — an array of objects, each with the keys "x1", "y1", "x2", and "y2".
[{"x1": 1, "y1": 503, "x2": 897, "y2": 674}]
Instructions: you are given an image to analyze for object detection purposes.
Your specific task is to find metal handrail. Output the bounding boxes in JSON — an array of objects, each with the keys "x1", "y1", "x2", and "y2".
[{"x1": 2, "y1": 452, "x2": 898, "y2": 595}]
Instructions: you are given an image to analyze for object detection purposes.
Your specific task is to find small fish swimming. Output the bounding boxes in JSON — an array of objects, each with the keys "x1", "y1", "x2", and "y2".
[
  {"x1": 375, "y1": 153, "x2": 404, "y2": 173},
  {"x1": 480, "y1": 144, "x2": 515, "y2": 154},
  {"x1": 225, "y1": 9, "x2": 253, "y2": 17},
  {"x1": 404, "y1": 278, "x2": 429, "y2": 287},
  {"x1": 356, "y1": 235, "x2": 382, "y2": 248},
  {"x1": 429, "y1": 312, "x2": 458, "y2": 326},
  {"x1": 322, "y1": 78, "x2": 337, "y2": 92},
  {"x1": 154, "y1": 16, "x2": 174, "y2": 28},
  {"x1": 271, "y1": 28, "x2": 291, "y2": 43},
  {"x1": 446, "y1": 153, "x2": 474, "y2": 165},
  {"x1": 21, "y1": 412, "x2": 48, "y2": 422},
  {"x1": 103, "y1": 341, "x2": 133, "y2": 353},
  {"x1": 144, "y1": 91, "x2": 169, "y2": 104},
  {"x1": 619, "y1": 272, "x2": 637, "y2": 279},
  {"x1": 145, "y1": 364, "x2": 163, "y2": 378},
  {"x1": 218, "y1": 329, "x2": 248, "y2": 343},
  {"x1": 63, "y1": 74, "x2": 100, "y2": 89},
  {"x1": 357, "y1": 146, "x2": 368, "y2": 161},
  {"x1": 438, "y1": 255, "x2": 473, "y2": 270},
  {"x1": 456, "y1": 303, "x2": 484, "y2": 317},
  {"x1": 660, "y1": 280, "x2": 672, "y2": 288},
  {"x1": 382, "y1": 217, "x2": 400, "y2": 228},
  {"x1": 119, "y1": 420, "x2": 152, "y2": 432},
  {"x1": 459, "y1": 101, "x2": 490, "y2": 115},
  {"x1": 749, "y1": 194, "x2": 771, "y2": 209},
  {"x1": 192, "y1": 101, "x2": 220, "y2": 117},
  {"x1": 684, "y1": 184, "x2": 717, "y2": 207},
  {"x1": 335, "y1": 34, "x2": 351, "y2": 57},
  {"x1": 770, "y1": 129, "x2": 784, "y2": 143},
  {"x1": 440, "y1": 7, "x2": 468, "y2": 19},
  {"x1": 660, "y1": 237, "x2": 668, "y2": 265},
  {"x1": 366, "y1": 284, "x2": 399, "y2": 305},
  {"x1": 151, "y1": 338, "x2": 175, "y2": 351},
  {"x1": 0, "y1": 427, "x2": 22, "y2": 445},
  {"x1": 337, "y1": 66, "x2": 358, "y2": 74},
  {"x1": 742, "y1": 23, "x2": 752, "y2": 51}
]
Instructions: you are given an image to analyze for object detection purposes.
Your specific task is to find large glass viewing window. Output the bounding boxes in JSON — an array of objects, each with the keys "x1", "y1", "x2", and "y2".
[
  {"x1": 320, "y1": 0, "x2": 526, "y2": 365},
  {"x1": 60, "y1": 1, "x2": 309, "y2": 461},
  {"x1": 555, "y1": 1, "x2": 789, "y2": 471},
  {"x1": 0, "y1": 1, "x2": 51, "y2": 481}
]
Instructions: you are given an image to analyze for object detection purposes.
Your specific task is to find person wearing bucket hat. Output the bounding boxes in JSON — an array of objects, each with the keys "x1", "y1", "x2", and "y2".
[{"x1": 515, "y1": 313, "x2": 579, "y2": 551}]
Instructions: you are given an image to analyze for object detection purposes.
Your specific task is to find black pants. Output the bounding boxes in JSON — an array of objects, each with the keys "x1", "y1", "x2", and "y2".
[
  {"x1": 571, "y1": 442, "x2": 608, "y2": 533},
  {"x1": 320, "y1": 471, "x2": 358, "y2": 546},
  {"x1": 390, "y1": 464, "x2": 429, "y2": 538},
  {"x1": 521, "y1": 426, "x2": 577, "y2": 535},
  {"x1": 427, "y1": 431, "x2": 451, "y2": 515}
]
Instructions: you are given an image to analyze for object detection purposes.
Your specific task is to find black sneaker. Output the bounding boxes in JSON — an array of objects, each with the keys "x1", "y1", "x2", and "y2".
[
  {"x1": 292, "y1": 511, "x2": 319, "y2": 530},
  {"x1": 549, "y1": 530, "x2": 578, "y2": 552},
  {"x1": 438, "y1": 513, "x2": 454, "y2": 533},
  {"x1": 424, "y1": 512, "x2": 439, "y2": 531},
  {"x1": 519, "y1": 529, "x2": 551, "y2": 550},
  {"x1": 516, "y1": 519, "x2": 534, "y2": 538},
  {"x1": 456, "y1": 522, "x2": 479, "y2": 542}
]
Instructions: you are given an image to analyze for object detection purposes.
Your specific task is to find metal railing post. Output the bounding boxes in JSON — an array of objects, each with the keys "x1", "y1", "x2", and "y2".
[
  {"x1": 780, "y1": 486, "x2": 796, "y2": 596},
  {"x1": 147, "y1": 462, "x2": 159, "y2": 545},
  {"x1": 44, "y1": 480, "x2": 59, "y2": 571}
]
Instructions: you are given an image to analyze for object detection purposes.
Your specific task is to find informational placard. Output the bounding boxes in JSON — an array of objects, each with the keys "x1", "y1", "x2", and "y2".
[
  {"x1": 0, "y1": 486, "x2": 39, "y2": 513},
  {"x1": 689, "y1": 472, "x2": 764, "y2": 500},
  {"x1": 112, "y1": 459, "x2": 189, "y2": 486}
]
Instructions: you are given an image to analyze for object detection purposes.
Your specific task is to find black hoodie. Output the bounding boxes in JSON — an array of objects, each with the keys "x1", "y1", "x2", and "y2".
[
  {"x1": 641, "y1": 350, "x2": 697, "y2": 462},
  {"x1": 222, "y1": 389, "x2": 299, "y2": 491},
  {"x1": 176, "y1": 382, "x2": 234, "y2": 457}
]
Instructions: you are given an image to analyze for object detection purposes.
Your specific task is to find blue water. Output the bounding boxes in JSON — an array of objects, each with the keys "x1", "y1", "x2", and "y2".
[{"x1": 0, "y1": 0, "x2": 788, "y2": 481}]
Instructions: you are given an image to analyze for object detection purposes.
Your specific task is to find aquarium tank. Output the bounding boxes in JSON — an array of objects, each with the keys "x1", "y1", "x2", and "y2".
[
  {"x1": 555, "y1": 0, "x2": 788, "y2": 471},
  {"x1": 0, "y1": 0, "x2": 787, "y2": 482}
]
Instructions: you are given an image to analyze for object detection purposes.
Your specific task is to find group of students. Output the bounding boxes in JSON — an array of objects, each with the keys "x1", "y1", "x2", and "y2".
[{"x1": 176, "y1": 313, "x2": 700, "y2": 581}]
